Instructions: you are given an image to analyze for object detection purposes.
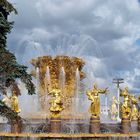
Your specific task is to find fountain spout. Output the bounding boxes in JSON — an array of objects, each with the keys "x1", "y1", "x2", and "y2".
[
  {"x1": 75, "y1": 68, "x2": 80, "y2": 98},
  {"x1": 59, "y1": 66, "x2": 66, "y2": 94},
  {"x1": 46, "y1": 66, "x2": 51, "y2": 89},
  {"x1": 36, "y1": 67, "x2": 40, "y2": 93},
  {"x1": 73, "y1": 68, "x2": 80, "y2": 113}
]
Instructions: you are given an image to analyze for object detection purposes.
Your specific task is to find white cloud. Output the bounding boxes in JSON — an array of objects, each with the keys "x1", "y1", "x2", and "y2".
[{"x1": 8, "y1": 0, "x2": 140, "y2": 94}]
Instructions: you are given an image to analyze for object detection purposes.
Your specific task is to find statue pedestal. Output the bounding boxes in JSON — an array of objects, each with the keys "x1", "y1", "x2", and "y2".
[
  {"x1": 11, "y1": 120, "x2": 22, "y2": 133},
  {"x1": 89, "y1": 116, "x2": 100, "y2": 133},
  {"x1": 131, "y1": 120, "x2": 138, "y2": 132},
  {"x1": 137, "y1": 119, "x2": 140, "y2": 131},
  {"x1": 50, "y1": 117, "x2": 61, "y2": 133},
  {"x1": 121, "y1": 118, "x2": 130, "y2": 134}
]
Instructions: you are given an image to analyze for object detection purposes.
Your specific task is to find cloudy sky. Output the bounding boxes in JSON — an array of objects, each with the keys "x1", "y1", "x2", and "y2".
[{"x1": 7, "y1": 0, "x2": 140, "y2": 94}]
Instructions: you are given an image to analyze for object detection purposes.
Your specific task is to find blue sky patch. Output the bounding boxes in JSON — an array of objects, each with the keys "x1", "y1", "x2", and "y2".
[{"x1": 135, "y1": 38, "x2": 140, "y2": 45}]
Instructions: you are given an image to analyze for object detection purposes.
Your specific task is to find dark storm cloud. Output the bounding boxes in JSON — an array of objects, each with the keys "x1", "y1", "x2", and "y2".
[{"x1": 8, "y1": 0, "x2": 140, "y2": 92}]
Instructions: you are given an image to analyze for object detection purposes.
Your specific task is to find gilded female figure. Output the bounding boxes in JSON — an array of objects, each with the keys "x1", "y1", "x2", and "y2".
[
  {"x1": 48, "y1": 87, "x2": 64, "y2": 118},
  {"x1": 11, "y1": 90, "x2": 21, "y2": 113},
  {"x1": 110, "y1": 96, "x2": 119, "y2": 121},
  {"x1": 86, "y1": 84, "x2": 108, "y2": 118},
  {"x1": 120, "y1": 87, "x2": 131, "y2": 119}
]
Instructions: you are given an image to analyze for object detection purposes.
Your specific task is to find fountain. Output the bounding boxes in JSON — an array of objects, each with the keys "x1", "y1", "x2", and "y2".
[
  {"x1": 59, "y1": 66, "x2": 65, "y2": 95},
  {"x1": 1, "y1": 55, "x2": 140, "y2": 139},
  {"x1": 46, "y1": 66, "x2": 51, "y2": 89},
  {"x1": 30, "y1": 56, "x2": 85, "y2": 116},
  {"x1": 2, "y1": 0, "x2": 140, "y2": 138}
]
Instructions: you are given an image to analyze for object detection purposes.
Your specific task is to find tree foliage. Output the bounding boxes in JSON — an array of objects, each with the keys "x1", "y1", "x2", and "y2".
[
  {"x1": 0, "y1": 0, "x2": 17, "y2": 14},
  {"x1": 0, "y1": 100, "x2": 21, "y2": 121},
  {"x1": 0, "y1": 0, "x2": 35, "y2": 120},
  {"x1": 0, "y1": 0, "x2": 35, "y2": 95}
]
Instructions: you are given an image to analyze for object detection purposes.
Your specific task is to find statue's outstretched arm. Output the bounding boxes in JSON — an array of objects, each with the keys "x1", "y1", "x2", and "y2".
[
  {"x1": 86, "y1": 90, "x2": 94, "y2": 101},
  {"x1": 98, "y1": 87, "x2": 108, "y2": 94}
]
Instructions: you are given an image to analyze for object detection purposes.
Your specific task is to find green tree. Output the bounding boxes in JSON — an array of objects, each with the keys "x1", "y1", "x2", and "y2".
[{"x1": 0, "y1": 0, "x2": 35, "y2": 120}]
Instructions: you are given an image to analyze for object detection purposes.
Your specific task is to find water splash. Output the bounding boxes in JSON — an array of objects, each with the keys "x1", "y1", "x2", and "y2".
[
  {"x1": 46, "y1": 66, "x2": 51, "y2": 88},
  {"x1": 74, "y1": 68, "x2": 80, "y2": 113},
  {"x1": 36, "y1": 67, "x2": 40, "y2": 93},
  {"x1": 45, "y1": 66, "x2": 51, "y2": 115},
  {"x1": 75, "y1": 68, "x2": 80, "y2": 98},
  {"x1": 35, "y1": 67, "x2": 40, "y2": 111},
  {"x1": 59, "y1": 67, "x2": 66, "y2": 93},
  {"x1": 14, "y1": 34, "x2": 115, "y2": 122}
]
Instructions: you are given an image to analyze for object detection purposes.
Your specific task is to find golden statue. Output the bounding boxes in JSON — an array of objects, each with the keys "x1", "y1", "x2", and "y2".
[
  {"x1": 120, "y1": 87, "x2": 131, "y2": 119},
  {"x1": 131, "y1": 95, "x2": 139, "y2": 121},
  {"x1": 110, "y1": 96, "x2": 119, "y2": 121},
  {"x1": 11, "y1": 91, "x2": 21, "y2": 113},
  {"x1": 48, "y1": 87, "x2": 64, "y2": 118},
  {"x1": 138, "y1": 96, "x2": 140, "y2": 119},
  {"x1": 31, "y1": 56, "x2": 85, "y2": 113},
  {"x1": 86, "y1": 83, "x2": 108, "y2": 118}
]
